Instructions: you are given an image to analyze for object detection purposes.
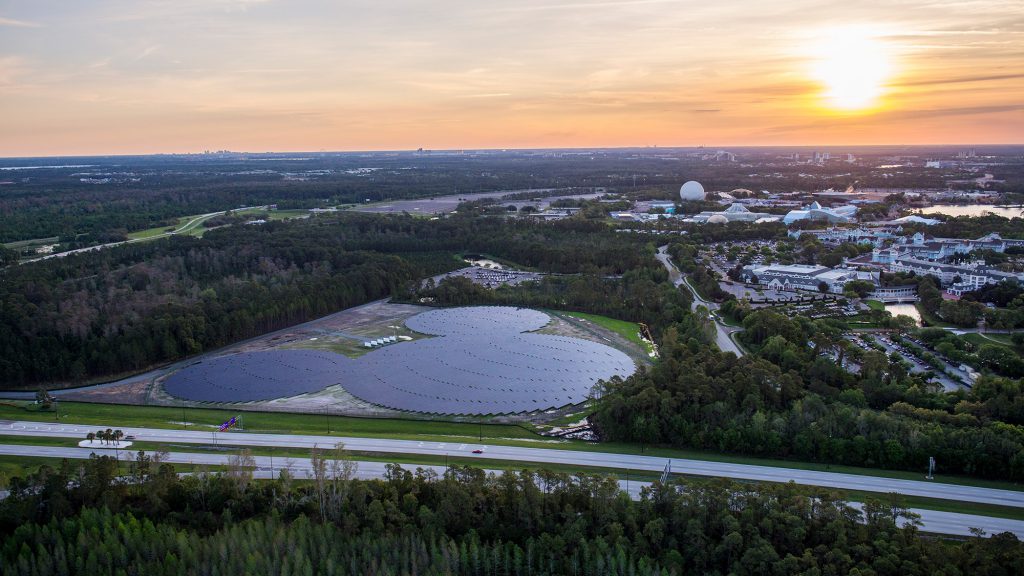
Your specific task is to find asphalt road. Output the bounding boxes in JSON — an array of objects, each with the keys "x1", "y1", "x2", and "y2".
[
  {"x1": 655, "y1": 245, "x2": 745, "y2": 356},
  {"x1": 4, "y1": 420, "x2": 1023, "y2": 509},
  {"x1": 1, "y1": 443, "x2": 1021, "y2": 539}
]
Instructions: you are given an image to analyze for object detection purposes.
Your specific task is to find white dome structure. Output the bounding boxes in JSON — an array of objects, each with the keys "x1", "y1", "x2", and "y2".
[
  {"x1": 679, "y1": 181, "x2": 706, "y2": 202},
  {"x1": 706, "y1": 214, "x2": 729, "y2": 224}
]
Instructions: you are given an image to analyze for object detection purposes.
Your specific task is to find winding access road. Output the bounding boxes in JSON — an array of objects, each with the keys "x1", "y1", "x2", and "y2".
[
  {"x1": 0, "y1": 442, "x2": 1021, "y2": 539},
  {"x1": 655, "y1": 245, "x2": 744, "y2": 356}
]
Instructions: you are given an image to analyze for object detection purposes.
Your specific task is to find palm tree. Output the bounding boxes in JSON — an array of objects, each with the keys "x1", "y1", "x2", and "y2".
[
  {"x1": 105, "y1": 429, "x2": 113, "y2": 445},
  {"x1": 86, "y1": 432, "x2": 95, "y2": 444},
  {"x1": 114, "y1": 430, "x2": 124, "y2": 446}
]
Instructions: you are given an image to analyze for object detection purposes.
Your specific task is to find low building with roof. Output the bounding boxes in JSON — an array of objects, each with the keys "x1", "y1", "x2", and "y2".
[
  {"x1": 689, "y1": 203, "x2": 780, "y2": 223},
  {"x1": 783, "y1": 202, "x2": 858, "y2": 225},
  {"x1": 887, "y1": 256, "x2": 1023, "y2": 289},
  {"x1": 740, "y1": 263, "x2": 878, "y2": 294}
]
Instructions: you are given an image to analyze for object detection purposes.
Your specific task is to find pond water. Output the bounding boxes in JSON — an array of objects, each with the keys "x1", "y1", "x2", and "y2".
[
  {"x1": 885, "y1": 303, "x2": 922, "y2": 326},
  {"x1": 917, "y1": 204, "x2": 1024, "y2": 219}
]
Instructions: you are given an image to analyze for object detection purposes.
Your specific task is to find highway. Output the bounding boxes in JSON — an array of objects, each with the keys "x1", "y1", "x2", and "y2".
[
  {"x1": 655, "y1": 245, "x2": 745, "y2": 356},
  {"x1": 4, "y1": 419, "x2": 1024, "y2": 509},
  {"x1": 1, "y1": 443, "x2": 1021, "y2": 539}
]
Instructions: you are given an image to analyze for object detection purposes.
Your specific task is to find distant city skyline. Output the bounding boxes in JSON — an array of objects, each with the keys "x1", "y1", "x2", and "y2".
[{"x1": 1, "y1": 0, "x2": 1022, "y2": 156}]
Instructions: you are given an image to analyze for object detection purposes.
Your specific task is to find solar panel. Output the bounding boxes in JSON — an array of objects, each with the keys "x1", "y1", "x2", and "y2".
[
  {"x1": 162, "y1": 349, "x2": 351, "y2": 402},
  {"x1": 163, "y1": 306, "x2": 637, "y2": 414}
]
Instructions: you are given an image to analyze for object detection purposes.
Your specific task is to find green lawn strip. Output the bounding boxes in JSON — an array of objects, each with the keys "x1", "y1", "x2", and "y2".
[
  {"x1": 126, "y1": 220, "x2": 183, "y2": 240},
  {"x1": 0, "y1": 435, "x2": 79, "y2": 447},
  {"x1": 864, "y1": 300, "x2": 885, "y2": 311},
  {"x1": 126, "y1": 207, "x2": 270, "y2": 241},
  {"x1": 961, "y1": 333, "x2": 1015, "y2": 349},
  {"x1": 3, "y1": 236, "x2": 60, "y2": 249},
  {"x1": 0, "y1": 401, "x2": 540, "y2": 441},
  {"x1": 558, "y1": 310, "x2": 648, "y2": 351},
  {"x1": 266, "y1": 209, "x2": 311, "y2": 221},
  {"x1": 4, "y1": 401, "x2": 1023, "y2": 493},
  {"x1": 846, "y1": 321, "x2": 889, "y2": 329}
]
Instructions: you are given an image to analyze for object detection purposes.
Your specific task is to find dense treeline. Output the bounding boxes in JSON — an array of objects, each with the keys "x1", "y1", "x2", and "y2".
[
  {"x1": 3, "y1": 454, "x2": 1023, "y2": 575},
  {"x1": 903, "y1": 215, "x2": 1024, "y2": 240},
  {"x1": 325, "y1": 213, "x2": 655, "y2": 276},
  {"x1": 0, "y1": 214, "x2": 654, "y2": 387},
  {"x1": 596, "y1": 306, "x2": 1024, "y2": 480},
  {"x1": 419, "y1": 269, "x2": 694, "y2": 337},
  {"x1": 0, "y1": 152, "x2": 784, "y2": 243},
  {"x1": 7, "y1": 149, "x2": 1004, "y2": 244}
]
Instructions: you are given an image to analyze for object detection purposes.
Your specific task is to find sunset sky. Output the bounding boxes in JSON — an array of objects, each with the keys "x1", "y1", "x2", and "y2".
[{"x1": 1, "y1": 0, "x2": 1022, "y2": 156}]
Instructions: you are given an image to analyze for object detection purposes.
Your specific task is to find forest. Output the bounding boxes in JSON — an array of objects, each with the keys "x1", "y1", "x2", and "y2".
[
  {"x1": 0, "y1": 213, "x2": 657, "y2": 387},
  {"x1": 5, "y1": 148, "x2": 1013, "y2": 245},
  {"x1": 2, "y1": 453, "x2": 1023, "y2": 575},
  {"x1": 595, "y1": 299, "x2": 1024, "y2": 480}
]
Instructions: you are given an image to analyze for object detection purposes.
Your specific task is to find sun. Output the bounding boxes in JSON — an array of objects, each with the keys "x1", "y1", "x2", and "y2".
[{"x1": 810, "y1": 27, "x2": 892, "y2": 111}]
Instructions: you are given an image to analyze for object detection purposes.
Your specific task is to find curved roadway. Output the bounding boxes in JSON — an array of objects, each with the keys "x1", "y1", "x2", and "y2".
[{"x1": 655, "y1": 245, "x2": 744, "y2": 356}]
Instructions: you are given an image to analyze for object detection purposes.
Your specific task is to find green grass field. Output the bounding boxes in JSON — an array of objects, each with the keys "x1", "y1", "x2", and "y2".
[
  {"x1": 2, "y1": 236, "x2": 60, "y2": 249},
  {"x1": 126, "y1": 221, "x2": 183, "y2": 240},
  {"x1": 864, "y1": 299, "x2": 885, "y2": 311},
  {"x1": 125, "y1": 207, "x2": 296, "y2": 241},
  {"x1": 961, "y1": 332, "x2": 1016, "y2": 349},
  {"x1": 0, "y1": 401, "x2": 540, "y2": 442},
  {"x1": 558, "y1": 310, "x2": 652, "y2": 353},
  {"x1": 266, "y1": 209, "x2": 312, "y2": 221}
]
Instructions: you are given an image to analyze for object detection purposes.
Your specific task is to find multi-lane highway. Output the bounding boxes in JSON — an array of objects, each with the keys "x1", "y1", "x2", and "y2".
[
  {"x1": 4, "y1": 419, "x2": 1024, "y2": 508},
  {"x1": 1, "y1": 443, "x2": 1021, "y2": 539}
]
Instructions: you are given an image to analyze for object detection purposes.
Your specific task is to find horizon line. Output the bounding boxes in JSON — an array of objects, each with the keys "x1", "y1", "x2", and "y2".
[{"x1": 3, "y1": 142, "x2": 1024, "y2": 161}]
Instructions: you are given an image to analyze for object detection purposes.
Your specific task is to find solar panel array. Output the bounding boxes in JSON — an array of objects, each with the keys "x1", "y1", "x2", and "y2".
[
  {"x1": 163, "y1": 306, "x2": 637, "y2": 415},
  {"x1": 162, "y1": 349, "x2": 349, "y2": 402}
]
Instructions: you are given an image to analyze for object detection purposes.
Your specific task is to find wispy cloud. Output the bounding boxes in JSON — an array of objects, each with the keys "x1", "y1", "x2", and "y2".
[
  {"x1": 134, "y1": 45, "x2": 162, "y2": 61},
  {"x1": 0, "y1": 16, "x2": 41, "y2": 27},
  {"x1": 891, "y1": 73, "x2": 1024, "y2": 87}
]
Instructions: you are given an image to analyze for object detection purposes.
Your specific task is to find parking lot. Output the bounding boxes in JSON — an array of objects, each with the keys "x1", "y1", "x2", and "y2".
[{"x1": 845, "y1": 333, "x2": 966, "y2": 391}]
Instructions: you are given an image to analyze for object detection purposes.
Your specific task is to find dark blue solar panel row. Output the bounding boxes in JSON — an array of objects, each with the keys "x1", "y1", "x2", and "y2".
[
  {"x1": 163, "y1": 349, "x2": 349, "y2": 402},
  {"x1": 163, "y1": 306, "x2": 637, "y2": 414}
]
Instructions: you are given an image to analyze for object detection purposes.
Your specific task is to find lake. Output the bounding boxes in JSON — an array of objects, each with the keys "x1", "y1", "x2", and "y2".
[{"x1": 917, "y1": 204, "x2": 1024, "y2": 219}]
